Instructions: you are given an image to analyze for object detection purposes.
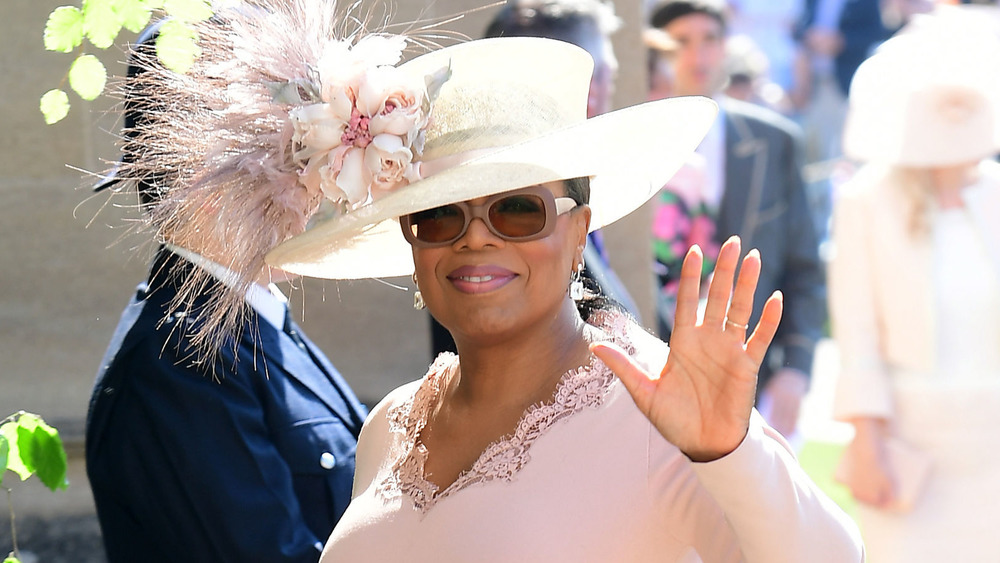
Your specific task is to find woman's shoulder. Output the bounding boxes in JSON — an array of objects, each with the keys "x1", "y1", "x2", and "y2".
[{"x1": 364, "y1": 352, "x2": 457, "y2": 426}]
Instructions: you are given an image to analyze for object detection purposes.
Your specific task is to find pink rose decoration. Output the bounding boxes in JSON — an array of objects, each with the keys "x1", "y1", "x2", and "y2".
[
  {"x1": 282, "y1": 35, "x2": 450, "y2": 211},
  {"x1": 366, "y1": 134, "x2": 414, "y2": 194}
]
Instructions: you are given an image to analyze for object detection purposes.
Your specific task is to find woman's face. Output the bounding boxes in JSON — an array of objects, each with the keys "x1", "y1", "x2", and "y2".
[{"x1": 412, "y1": 181, "x2": 591, "y2": 345}]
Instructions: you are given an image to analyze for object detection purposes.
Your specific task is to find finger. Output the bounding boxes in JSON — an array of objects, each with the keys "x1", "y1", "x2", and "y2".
[
  {"x1": 590, "y1": 342, "x2": 657, "y2": 412},
  {"x1": 703, "y1": 236, "x2": 741, "y2": 326},
  {"x1": 725, "y1": 249, "x2": 761, "y2": 332},
  {"x1": 746, "y1": 291, "x2": 783, "y2": 366},
  {"x1": 673, "y1": 245, "x2": 704, "y2": 329}
]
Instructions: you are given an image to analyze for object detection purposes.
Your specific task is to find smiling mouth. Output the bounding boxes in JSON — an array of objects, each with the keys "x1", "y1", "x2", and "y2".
[
  {"x1": 455, "y1": 275, "x2": 498, "y2": 283},
  {"x1": 446, "y1": 269, "x2": 517, "y2": 294}
]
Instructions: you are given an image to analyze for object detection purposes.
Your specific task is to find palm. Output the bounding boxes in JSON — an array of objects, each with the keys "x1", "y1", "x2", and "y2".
[{"x1": 593, "y1": 237, "x2": 782, "y2": 461}]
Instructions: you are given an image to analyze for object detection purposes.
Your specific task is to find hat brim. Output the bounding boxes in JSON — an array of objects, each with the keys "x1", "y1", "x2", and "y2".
[{"x1": 266, "y1": 95, "x2": 718, "y2": 280}]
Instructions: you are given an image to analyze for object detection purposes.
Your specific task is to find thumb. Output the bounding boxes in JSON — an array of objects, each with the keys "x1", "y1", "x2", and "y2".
[{"x1": 590, "y1": 342, "x2": 658, "y2": 411}]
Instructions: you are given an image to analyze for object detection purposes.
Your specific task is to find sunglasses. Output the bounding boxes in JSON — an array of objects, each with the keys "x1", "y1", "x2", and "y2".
[{"x1": 400, "y1": 186, "x2": 579, "y2": 248}]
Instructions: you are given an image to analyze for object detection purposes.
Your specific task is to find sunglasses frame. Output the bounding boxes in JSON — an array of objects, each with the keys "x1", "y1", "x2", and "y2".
[{"x1": 400, "y1": 185, "x2": 579, "y2": 248}]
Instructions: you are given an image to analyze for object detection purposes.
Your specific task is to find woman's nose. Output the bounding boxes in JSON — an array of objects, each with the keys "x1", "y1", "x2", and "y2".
[{"x1": 455, "y1": 216, "x2": 503, "y2": 250}]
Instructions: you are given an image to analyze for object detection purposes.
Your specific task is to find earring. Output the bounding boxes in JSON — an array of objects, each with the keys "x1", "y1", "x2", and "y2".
[
  {"x1": 569, "y1": 259, "x2": 585, "y2": 301},
  {"x1": 412, "y1": 272, "x2": 426, "y2": 310}
]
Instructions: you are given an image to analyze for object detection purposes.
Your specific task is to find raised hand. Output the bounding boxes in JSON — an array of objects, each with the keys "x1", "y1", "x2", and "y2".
[{"x1": 592, "y1": 236, "x2": 782, "y2": 462}]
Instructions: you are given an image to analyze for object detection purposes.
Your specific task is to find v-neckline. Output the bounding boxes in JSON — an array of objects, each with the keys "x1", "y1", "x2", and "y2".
[{"x1": 376, "y1": 312, "x2": 635, "y2": 514}]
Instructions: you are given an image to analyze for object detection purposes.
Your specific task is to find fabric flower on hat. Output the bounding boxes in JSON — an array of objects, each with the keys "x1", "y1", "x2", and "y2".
[{"x1": 286, "y1": 35, "x2": 449, "y2": 208}]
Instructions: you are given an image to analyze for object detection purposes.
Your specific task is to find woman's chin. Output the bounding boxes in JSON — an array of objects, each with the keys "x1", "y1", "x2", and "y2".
[{"x1": 443, "y1": 310, "x2": 528, "y2": 346}]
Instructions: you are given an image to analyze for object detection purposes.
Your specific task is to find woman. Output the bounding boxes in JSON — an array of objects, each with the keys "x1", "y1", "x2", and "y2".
[
  {"x1": 111, "y1": 1, "x2": 861, "y2": 559},
  {"x1": 831, "y1": 15, "x2": 1000, "y2": 562},
  {"x1": 263, "y1": 25, "x2": 862, "y2": 562}
]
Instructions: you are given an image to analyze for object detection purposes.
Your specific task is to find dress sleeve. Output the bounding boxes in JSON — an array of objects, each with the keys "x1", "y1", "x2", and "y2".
[
  {"x1": 350, "y1": 385, "x2": 412, "y2": 498},
  {"x1": 690, "y1": 411, "x2": 865, "y2": 562},
  {"x1": 828, "y1": 183, "x2": 894, "y2": 420}
]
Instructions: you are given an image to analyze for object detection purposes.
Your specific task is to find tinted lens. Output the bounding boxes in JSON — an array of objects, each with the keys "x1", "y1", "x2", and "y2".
[
  {"x1": 489, "y1": 194, "x2": 547, "y2": 238},
  {"x1": 409, "y1": 204, "x2": 466, "y2": 243}
]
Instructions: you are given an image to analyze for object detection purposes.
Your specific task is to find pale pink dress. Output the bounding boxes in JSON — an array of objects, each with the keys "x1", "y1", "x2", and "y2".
[{"x1": 322, "y1": 315, "x2": 862, "y2": 562}]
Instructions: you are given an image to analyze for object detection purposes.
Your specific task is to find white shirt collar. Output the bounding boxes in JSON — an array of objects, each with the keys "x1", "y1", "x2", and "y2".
[
  {"x1": 164, "y1": 244, "x2": 288, "y2": 330},
  {"x1": 695, "y1": 101, "x2": 727, "y2": 209}
]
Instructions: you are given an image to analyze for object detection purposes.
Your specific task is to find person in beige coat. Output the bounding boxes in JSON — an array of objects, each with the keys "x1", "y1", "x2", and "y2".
[{"x1": 830, "y1": 9, "x2": 1000, "y2": 561}]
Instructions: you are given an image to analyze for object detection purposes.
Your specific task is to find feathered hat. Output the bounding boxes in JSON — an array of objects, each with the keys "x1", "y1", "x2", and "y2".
[
  {"x1": 264, "y1": 36, "x2": 717, "y2": 279},
  {"x1": 106, "y1": 0, "x2": 716, "y2": 359}
]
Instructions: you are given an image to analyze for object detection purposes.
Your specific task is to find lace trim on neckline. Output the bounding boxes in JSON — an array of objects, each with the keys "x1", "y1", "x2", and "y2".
[{"x1": 376, "y1": 311, "x2": 635, "y2": 514}]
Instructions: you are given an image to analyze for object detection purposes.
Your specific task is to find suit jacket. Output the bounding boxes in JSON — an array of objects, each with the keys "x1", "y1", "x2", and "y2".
[
  {"x1": 829, "y1": 162, "x2": 1000, "y2": 421},
  {"x1": 717, "y1": 98, "x2": 826, "y2": 388},
  {"x1": 86, "y1": 251, "x2": 368, "y2": 563}
]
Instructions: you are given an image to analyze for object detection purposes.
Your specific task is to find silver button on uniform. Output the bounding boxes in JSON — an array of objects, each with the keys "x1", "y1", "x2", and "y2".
[{"x1": 319, "y1": 452, "x2": 336, "y2": 470}]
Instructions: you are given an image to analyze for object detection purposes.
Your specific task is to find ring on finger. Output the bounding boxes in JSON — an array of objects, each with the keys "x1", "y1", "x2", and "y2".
[{"x1": 726, "y1": 318, "x2": 749, "y2": 330}]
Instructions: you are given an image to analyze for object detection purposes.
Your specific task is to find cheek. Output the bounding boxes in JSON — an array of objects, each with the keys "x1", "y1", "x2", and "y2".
[
  {"x1": 411, "y1": 248, "x2": 440, "y2": 290},
  {"x1": 523, "y1": 230, "x2": 577, "y2": 288}
]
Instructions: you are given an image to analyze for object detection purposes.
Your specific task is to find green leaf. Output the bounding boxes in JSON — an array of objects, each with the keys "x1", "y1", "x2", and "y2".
[
  {"x1": 5, "y1": 557, "x2": 22, "y2": 563},
  {"x1": 164, "y1": 0, "x2": 213, "y2": 22},
  {"x1": 113, "y1": 0, "x2": 152, "y2": 33},
  {"x1": 21, "y1": 422, "x2": 68, "y2": 492},
  {"x1": 68, "y1": 54, "x2": 108, "y2": 101},
  {"x1": 156, "y1": 20, "x2": 200, "y2": 73},
  {"x1": 0, "y1": 434, "x2": 8, "y2": 475},
  {"x1": 0, "y1": 421, "x2": 30, "y2": 481},
  {"x1": 43, "y1": 6, "x2": 84, "y2": 53},
  {"x1": 82, "y1": 0, "x2": 123, "y2": 49},
  {"x1": 40, "y1": 89, "x2": 71, "y2": 124}
]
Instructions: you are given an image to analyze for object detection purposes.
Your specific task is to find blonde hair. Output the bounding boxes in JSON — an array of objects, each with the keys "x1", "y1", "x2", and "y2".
[{"x1": 889, "y1": 167, "x2": 935, "y2": 239}]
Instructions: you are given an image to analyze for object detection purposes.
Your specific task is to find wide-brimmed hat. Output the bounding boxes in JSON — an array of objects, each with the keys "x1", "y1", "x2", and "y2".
[
  {"x1": 842, "y1": 9, "x2": 1000, "y2": 166},
  {"x1": 265, "y1": 37, "x2": 717, "y2": 279},
  {"x1": 102, "y1": 0, "x2": 714, "y2": 357}
]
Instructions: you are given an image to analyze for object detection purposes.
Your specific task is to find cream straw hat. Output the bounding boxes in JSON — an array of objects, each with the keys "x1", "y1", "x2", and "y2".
[
  {"x1": 842, "y1": 10, "x2": 1000, "y2": 166},
  {"x1": 266, "y1": 36, "x2": 717, "y2": 279},
  {"x1": 105, "y1": 0, "x2": 714, "y2": 355}
]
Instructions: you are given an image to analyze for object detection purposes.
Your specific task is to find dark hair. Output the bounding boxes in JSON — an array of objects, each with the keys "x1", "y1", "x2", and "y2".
[
  {"x1": 484, "y1": 0, "x2": 621, "y2": 42},
  {"x1": 564, "y1": 175, "x2": 591, "y2": 206},
  {"x1": 648, "y1": 0, "x2": 726, "y2": 30},
  {"x1": 561, "y1": 176, "x2": 625, "y2": 321}
]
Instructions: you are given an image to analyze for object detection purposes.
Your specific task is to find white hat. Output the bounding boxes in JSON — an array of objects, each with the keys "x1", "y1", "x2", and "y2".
[
  {"x1": 842, "y1": 14, "x2": 1000, "y2": 166},
  {"x1": 266, "y1": 37, "x2": 717, "y2": 279}
]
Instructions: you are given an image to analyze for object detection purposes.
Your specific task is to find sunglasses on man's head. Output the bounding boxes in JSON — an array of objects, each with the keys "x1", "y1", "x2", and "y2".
[{"x1": 400, "y1": 185, "x2": 579, "y2": 248}]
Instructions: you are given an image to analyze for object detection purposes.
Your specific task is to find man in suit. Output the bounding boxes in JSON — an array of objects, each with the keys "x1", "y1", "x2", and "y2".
[
  {"x1": 649, "y1": 0, "x2": 826, "y2": 442},
  {"x1": 85, "y1": 23, "x2": 367, "y2": 562}
]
